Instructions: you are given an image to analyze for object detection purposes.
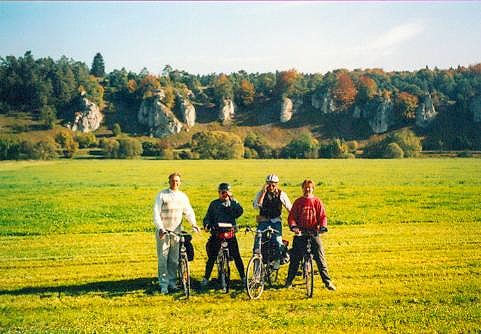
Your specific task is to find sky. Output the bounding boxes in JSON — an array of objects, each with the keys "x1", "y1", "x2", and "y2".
[{"x1": 1, "y1": 1, "x2": 481, "y2": 75}]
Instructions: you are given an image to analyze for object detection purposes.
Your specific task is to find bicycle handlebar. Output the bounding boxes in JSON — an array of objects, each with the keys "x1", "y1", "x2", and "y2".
[{"x1": 245, "y1": 225, "x2": 280, "y2": 235}]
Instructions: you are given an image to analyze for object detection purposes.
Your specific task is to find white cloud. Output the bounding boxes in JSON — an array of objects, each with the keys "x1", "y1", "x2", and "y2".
[{"x1": 370, "y1": 22, "x2": 425, "y2": 51}]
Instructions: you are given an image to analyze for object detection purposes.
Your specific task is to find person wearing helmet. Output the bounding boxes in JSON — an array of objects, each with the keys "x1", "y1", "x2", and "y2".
[
  {"x1": 153, "y1": 172, "x2": 200, "y2": 294},
  {"x1": 200, "y1": 182, "x2": 245, "y2": 287},
  {"x1": 252, "y1": 174, "x2": 292, "y2": 269}
]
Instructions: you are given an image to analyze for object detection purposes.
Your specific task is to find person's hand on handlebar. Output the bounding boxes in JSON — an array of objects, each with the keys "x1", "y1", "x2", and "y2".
[
  {"x1": 159, "y1": 229, "x2": 166, "y2": 240},
  {"x1": 319, "y1": 226, "x2": 328, "y2": 234},
  {"x1": 291, "y1": 226, "x2": 300, "y2": 235}
]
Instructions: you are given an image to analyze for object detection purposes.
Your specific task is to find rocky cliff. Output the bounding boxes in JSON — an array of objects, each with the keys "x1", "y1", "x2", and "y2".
[
  {"x1": 416, "y1": 93, "x2": 437, "y2": 128},
  {"x1": 70, "y1": 96, "x2": 103, "y2": 133},
  {"x1": 138, "y1": 90, "x2": 182, "y2": 137},
  {"x1": 367, "y1": 97, "x2": 394, "y2": 134},
  {"x1": 177, "y1": 93, "x2": 196, "y2": 128},
  {"x1": 219, "y1": 97, "x2": 235, "y2": 125}
]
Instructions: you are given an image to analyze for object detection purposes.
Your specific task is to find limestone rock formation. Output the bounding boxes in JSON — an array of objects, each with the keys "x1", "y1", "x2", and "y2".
[
  {"x1": 219, "y1": 97, "x2": 235, "y2": 124},
  {"x1": 368, "y1": 97, "x2": 394, "y2": 134},
  {"x1": 177, "y1": 93, "x2": 196, "y2": 128},
  {"x1": 280, "y1": 97, "x2": 293, "y2": 123},
  {"x1": 70, "y1": 96, "x2": 103, "y2": 133},
  {"x1": 469, "y1": 95, "x2": 481, "y2": 122},
  {"x1": 416, "y1": 93, "x2": 437, "y2": 128},
  {"x1": 138, "y1": 90, "x2": 182, "y2": 137},
  {"x1": 321, "y1": 93, "x2": 336, "y2": 114}
]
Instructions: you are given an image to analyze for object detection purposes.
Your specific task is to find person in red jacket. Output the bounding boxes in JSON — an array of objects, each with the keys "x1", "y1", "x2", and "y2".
[{"x1": 285, "y1": 179, "x2": 336, "y2": 291}]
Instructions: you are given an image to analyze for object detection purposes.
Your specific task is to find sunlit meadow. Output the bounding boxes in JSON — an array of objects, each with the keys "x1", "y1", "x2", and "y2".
[{"x1": 1, "y1": 159, "x2": 480, "y2": 333}]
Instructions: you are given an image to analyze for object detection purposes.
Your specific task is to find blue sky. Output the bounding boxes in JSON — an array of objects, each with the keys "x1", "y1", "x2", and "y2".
[{"x1": 1, "y1": 1, "x2": 480, "y2": 75}]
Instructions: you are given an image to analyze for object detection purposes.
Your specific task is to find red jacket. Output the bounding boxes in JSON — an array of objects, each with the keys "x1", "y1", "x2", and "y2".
[{"x1": 288, "y1": 196, "x2": 327, "y2": 231}]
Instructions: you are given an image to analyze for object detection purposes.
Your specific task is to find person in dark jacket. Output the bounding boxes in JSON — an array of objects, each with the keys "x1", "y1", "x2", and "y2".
[{"x1": 201, "y1": 183, "x2": 245, "y2": 287}]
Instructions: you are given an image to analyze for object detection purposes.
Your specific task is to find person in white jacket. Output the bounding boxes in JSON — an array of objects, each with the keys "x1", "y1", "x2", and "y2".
[{"x1": 153, "y1": 172, "x2": 200, "y2": 294}]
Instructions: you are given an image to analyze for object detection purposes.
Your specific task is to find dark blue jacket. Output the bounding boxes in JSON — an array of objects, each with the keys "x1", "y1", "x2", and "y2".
[{"x1": 203, "y1": 198, "x2": 243, "y2": 230}]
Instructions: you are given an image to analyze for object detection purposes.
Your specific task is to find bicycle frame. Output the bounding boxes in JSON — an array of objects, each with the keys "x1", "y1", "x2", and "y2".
[
  {"x1": 165, "y1": 230, "x2": 191, "y2": 298},
  {"x1": 213, "y1": 222, "x2": 235, "y2": 293},
  {"x1": 245, "y1": 226, "x2": 280, "y2": 299}
]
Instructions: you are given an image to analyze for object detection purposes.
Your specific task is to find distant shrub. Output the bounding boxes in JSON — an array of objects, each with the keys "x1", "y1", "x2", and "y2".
[
  {"x1": 319, "y1": 138, "x2": 345, "y2": 158},
  {"x1": 75, "y1": 132, "x2": 98, "y2": 148},
  {"x1": 100, "y1": 138, "x2": 120, "y2": 158},
  {"x1": 191, "y1": 130, "x2": 244, "y2": 159},
  {"x1": 383, "y1": 143, "x2": 404, "y2": 158},
  {"x1": 178, "y1": 150, "x2": 196, "y2": 160},
  {"x1": 243, "y1": 132, "x2": 273, "y2": 158},
  {"x1": 0, "y1": 135, "x2": 21, "y2": 160},
  {"x1": 31, "y1": 139, "x2": 58, "y2": 160},
  {"x1": 118, "y1": 138, "x2": 143, "y2": 159},
  {"x1": 281, "y1": 133, "x2": 319, "y2": 159},
  {"x1": 244, "y1": 147, "x2": 259, "y2": 159},
  {"x1": 346, "y1": 140, "x2": 358, "y2": 153},
  {"x1": 365, "y1": 129, "x2": 421, "y2": 158},
  {"x1": 457, "y1": 151, "x2": 473, "y2": 158},
  {"x1": 55, "y1": 129, "x2": 78, "y2": 158},
  {"x1": 142, "y1": 140, "x2": 169, "y2": 157},
  {"x1": 40, "y1": 105, "x2": 57, "y2": 129}
]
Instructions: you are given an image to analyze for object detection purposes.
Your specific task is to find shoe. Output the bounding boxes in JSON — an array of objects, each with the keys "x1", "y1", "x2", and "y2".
[
  {"x1": 169, "y1": 285, "x2": 179, "y2": 292},
  {"x1": 160, "y1": 286, "x2": 169, "y2": 294},
  {"x1": 272, "y1": 260, "x2": 280, "y2": 270},
  {"x1": 200, "y1": 278, "x2": 209, "y2": 287},
  {"x1": 325, "y1": 281, "x2": 336, "y2": 291},
  {"x1": 284, "y1": 281, "x2": 293, "y2": 289}
]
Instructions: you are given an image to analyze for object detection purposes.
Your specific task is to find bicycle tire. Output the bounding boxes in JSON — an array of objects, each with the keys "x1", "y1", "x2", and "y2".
[
  {"x1": 304, "y1": 255, "x2": 314, "y2": 298},
  {"x1": 221, "y1": 250, "x2": 230, "y2": 293},
  {"x1": 179, "y1": 254, "x2": 190, "y2": 298},
  {"x1": 246, "y1": 255, "x2": 264, "y2": 299}
]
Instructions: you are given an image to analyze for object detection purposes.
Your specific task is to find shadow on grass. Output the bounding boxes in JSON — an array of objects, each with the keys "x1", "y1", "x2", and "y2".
[{"x1": 0, "y1": 277, "x2": 250, "y2": 299}]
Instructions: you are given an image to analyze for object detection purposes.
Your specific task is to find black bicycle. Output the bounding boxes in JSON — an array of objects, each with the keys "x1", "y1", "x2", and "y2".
[
  {"x1": 166, "y1": 230, "x2": 192, "y2": 298},
  {"x1": 214, "y1": 222, "x2": 235, "y2": 293},
  {"x1": 245, "y1": 226, "x2": 284, "y2": 299},
  {"x1": 296, "y1": 229, "x2": 317, "y2": 298}
]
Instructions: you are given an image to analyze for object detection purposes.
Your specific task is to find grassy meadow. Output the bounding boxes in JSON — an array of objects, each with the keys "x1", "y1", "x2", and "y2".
[{"x1": 0, "y1": 159, "x2": 480, "y2": 333}]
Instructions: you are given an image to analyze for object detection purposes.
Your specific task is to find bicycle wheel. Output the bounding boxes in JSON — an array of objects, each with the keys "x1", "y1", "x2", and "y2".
[
  {"x1": 179, "y1": 254, "x2": 190, "y2": 298},
  {"x1": 246, "y1": 255, "x2": 264, "y2": 299},
  {"x1": 220, "y1": 251, "x2": 230, "y2": 293},
  {"x1": 304, "y1": 255, "x2": 314, "y2": 298}
]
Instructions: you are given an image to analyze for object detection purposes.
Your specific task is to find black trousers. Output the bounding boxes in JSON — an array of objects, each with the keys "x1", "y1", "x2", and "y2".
[
  {"x1": 204, "y1": 235, "x2": 245, "y2": 280},
  {"x1": 286, "y1": 234, "x2": 332, "y2": 285}
]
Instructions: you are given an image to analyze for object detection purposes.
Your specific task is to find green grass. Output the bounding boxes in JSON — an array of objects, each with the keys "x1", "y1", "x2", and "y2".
[{"x1": 1, "y1": 159, "x2": 480, "y2": 333}]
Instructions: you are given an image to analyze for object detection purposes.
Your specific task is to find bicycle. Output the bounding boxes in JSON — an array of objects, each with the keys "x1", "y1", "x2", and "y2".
[
  {"x1": 245, "y1": 226, "x2": 286, "y2": 299},
  {"x1": 213, "y1": 222, "x2": 235, "y2": 293},
  {"x1": 165, "y1": 230, "x2": 192, "y2": 298},
  {"x1": 292, "y1": 228, "x2": 319, "y2": 298}
]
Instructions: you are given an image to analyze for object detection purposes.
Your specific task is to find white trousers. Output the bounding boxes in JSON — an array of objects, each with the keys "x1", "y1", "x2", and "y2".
[{"x1": 155, "y1": 232, "x2": 180, "y2": 289}]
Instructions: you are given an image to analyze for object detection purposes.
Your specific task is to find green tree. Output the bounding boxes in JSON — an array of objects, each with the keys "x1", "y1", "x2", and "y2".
[
  {"x1": 40, "y1": 105, "x2": 57, "y2": 129},
  {"x1": 281, "y1": 133, "x2": 319, "y2": 159},
  {"x1": 90, "y1": 52, "x2": 105, "y2": 78},
  {"x1": 112, "y1": 123, "x2": 122, "y2": 136},
  {"x1": 55, "y1": 129, "x2": 78, "y2": 158},
  {"x1": 191, "y1": 130, "x2": 244, "y2": 159}
]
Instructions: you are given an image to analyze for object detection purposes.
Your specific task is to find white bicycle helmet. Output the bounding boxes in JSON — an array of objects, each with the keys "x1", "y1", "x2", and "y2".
[{"x1": 265, "y1": 174, "x2": 279, "y2": 183}]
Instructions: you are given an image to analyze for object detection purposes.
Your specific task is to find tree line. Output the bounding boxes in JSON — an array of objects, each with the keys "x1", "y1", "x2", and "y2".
[{"x1": 1, "y1": 51, "x2": 481, "y2": 153}]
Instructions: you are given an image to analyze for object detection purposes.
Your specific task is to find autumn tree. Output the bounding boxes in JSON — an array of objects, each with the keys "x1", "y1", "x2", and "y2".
[
  {"x1": 275, "y1": 69, "x2": 300, "y2": 98},
  {"x1": 333, "y1": 72, "x2": 357, "y2": 109},
  {"x1": 213, "y1": 73, "x2": 233, "y2": 103},
  {"x1": 357, "y1": 75, "x2": 378, "y2": 104},
  {"x1": 238, "y1": 79, "x2": 255, "y2": 106},
  {"x1": 394, "y1": 92, "x2": 418, "y2": 122}
]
